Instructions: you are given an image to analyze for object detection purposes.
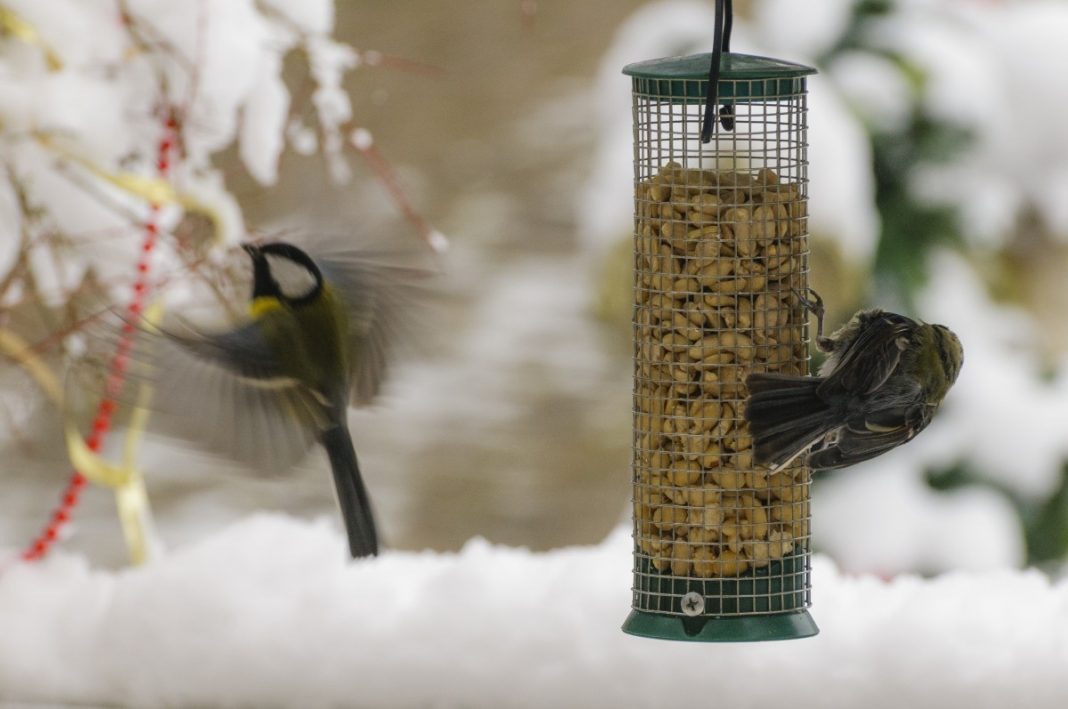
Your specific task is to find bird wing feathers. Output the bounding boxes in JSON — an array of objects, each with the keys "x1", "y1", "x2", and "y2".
[
  {"x1": 133, "y1": 314, "x2": 328, "y2": 473},
  {"x1": 819, "y1": 311, "x2": 917, "y2": 396},
  {"x1": 808, "y1": 395, "x2": 931, "y2": 470},
  {"x1": 79, "y1": 235, "x2": 426, "y2": 473},
  {"x1": 311, "y1": 242, "x2": 427, "y2": 406}
]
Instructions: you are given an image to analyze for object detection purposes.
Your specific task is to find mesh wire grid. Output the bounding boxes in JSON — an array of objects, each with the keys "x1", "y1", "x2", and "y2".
[{"x1": 631, "y1": 75, "x2": 812, "y2": 618}]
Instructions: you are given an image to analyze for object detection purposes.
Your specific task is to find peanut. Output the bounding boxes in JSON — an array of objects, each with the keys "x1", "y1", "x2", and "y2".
[
  {"x1": 671, "y1": 541, "x2": 694, "y2": 576},
  {"x1": 692, "y1": 546, "x2": 718, "y2": 577},
  {"x1": 715, "y1": 549, "x2": 748, "y2": 576}
]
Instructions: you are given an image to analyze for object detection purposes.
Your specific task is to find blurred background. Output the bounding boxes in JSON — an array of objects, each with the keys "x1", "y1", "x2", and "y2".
[{"x1": 2, "y1": 0, "x2": 1068, "y2": 576}]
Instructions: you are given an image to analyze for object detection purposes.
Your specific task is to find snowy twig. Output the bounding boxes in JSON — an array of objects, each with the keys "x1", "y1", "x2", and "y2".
[{"x1": 348, "y1": 128, "x2": 444, "y2": 254}]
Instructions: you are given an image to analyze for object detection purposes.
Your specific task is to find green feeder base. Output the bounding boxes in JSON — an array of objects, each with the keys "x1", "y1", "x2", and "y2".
[{"x1": 622, "y1": 608, "x2": 818, "y2": 643}]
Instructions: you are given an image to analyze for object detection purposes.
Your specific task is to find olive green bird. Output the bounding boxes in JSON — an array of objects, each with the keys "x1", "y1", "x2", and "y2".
[
  {"x1": 138, "y1": 239, "x2": 420, "y2": 558},
  {"x1": 745, "y1": 291, "x2": 964, "y2": 472}
]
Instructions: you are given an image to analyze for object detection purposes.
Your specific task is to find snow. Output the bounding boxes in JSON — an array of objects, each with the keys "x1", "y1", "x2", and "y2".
[
  {"x1": 286, "y1": 118, "x2": 319, "y2": 155},
  {"x1": 350, "y1": 126, "x2": 374, "y2": 151},
  {"x1": 427, "y1": 229, "x2": 451, "y2": 254},
  {"x1": 804, "y1": 74, "x2": 880, "y2": 261},
  {"x1": 239, "y1": 48, "x2": 291, "y2": 186},
  {"x1": 751, "y1": 0, "x2": 855, "y2": 60},
  {"x1": 816, "y1": 464, "x2": 1025, "y2": 573},
  {"x1": 1, "y1": 515, "x2": 1067, "y2": 707},
  {"x1": 918, "y1": 252, "x2": 1068, "y2": 499},
  {"x1": 3, "y1": 0, "x2": 127, "y2": 68},
  {"x1": 838, "y1": 1, "x2": 1068, "y2": 246},
  {"x1": 258, "y1": 0, "x2": 335, "y2": 35},
  {"x1": 0, "y1": 0, "x2": 367, "y2": 315},
  {"x1": 0, "y1": 177, "x2": 21, "y2": 280},
  {"x1": 307, "y1": 35, "x2": 359, "y2": 184},
  {"x1": 751, "y1": 0, "x2": 1068, "y2": 247},
  {"x1": 826, "y1": 51, "x2": 914, "y2": 134}
]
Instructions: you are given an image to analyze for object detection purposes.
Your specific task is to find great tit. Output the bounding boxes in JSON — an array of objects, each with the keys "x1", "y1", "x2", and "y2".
[
  {"x1": 137, "y1": 238, "x2": 420, "y2": 558},
  {"x1": 745, "y1": 290, "x2": 963, "y2": 472}
]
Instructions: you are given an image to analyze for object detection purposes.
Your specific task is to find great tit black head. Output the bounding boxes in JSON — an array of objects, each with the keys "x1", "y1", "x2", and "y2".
[{"x1": 243, "y1": 242, "x2": 323, "y2": 305}]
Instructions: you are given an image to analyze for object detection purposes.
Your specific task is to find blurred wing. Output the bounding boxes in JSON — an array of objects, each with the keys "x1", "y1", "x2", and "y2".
[
  {"x1": 135, "y1": 315, "x2": 327, "y2": 473},
  {"x1": 311, "y1": 240, "x2": 429, "y2": 406},
  {"x1": 820, "y1": 311, "x2": 917, "y2": 396}
]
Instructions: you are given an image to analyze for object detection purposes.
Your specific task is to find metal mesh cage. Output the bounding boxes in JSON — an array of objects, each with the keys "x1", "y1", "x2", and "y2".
[{"x1": 623, "y1": 53, "x2": 819, "y2": 642}]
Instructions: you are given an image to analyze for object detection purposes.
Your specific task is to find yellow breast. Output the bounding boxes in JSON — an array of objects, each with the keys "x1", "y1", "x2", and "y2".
[{"x1": 250, "y1": 296, "x2": 284, "y2": 319}]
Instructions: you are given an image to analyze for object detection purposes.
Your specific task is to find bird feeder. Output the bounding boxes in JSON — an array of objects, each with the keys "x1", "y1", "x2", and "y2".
[{"x1": 622, "y1": 41, "x2": 819, "y2": 641}]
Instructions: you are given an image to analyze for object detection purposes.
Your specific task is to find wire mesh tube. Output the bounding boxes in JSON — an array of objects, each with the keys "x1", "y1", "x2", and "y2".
[{"x1": 624, "y1": 58, "x2": 819, "y2": 641}]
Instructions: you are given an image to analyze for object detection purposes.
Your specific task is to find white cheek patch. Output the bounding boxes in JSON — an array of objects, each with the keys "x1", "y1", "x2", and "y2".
[{"x1": 265, "y1": 253, "x2": 317, "y2": 300}]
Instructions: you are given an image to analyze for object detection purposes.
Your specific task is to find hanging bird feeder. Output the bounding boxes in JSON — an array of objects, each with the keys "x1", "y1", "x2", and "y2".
[{"x1": 622, "y1": 2, "x2": 818, "y2": 642}]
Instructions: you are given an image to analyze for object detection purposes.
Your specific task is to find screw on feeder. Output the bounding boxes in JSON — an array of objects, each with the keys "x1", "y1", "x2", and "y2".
[{"x1": 681, "y1": 592, "x2": 705, "y2": 617}]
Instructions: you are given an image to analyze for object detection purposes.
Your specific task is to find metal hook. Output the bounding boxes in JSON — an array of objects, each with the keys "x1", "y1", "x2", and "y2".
[{"x1": 700, "y1": 0, "x2": 735, "y2": 143}]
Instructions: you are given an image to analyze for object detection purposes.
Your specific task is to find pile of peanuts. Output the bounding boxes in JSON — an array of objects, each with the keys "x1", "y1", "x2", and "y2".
[{"x1": 633, "y1": 161, "x2": 811, "y2": 579}]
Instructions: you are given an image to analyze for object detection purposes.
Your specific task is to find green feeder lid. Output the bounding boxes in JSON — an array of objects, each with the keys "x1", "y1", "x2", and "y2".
[{"x1": 623, "y1": 52, "x2": 816, "y2": 103}]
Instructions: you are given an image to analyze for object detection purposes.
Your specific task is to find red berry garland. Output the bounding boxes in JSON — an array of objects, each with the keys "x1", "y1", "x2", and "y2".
[{"x1": 21, "y1": 120, "x2": 176, "y2": 562}]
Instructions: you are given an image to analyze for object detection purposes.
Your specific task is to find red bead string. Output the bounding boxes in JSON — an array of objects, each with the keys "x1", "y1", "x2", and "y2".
[{"x1": 21, "y1": 116, "x2": 177, "y2": 562}]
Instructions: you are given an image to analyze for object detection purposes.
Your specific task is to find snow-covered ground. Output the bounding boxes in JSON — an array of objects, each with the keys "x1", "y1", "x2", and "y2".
[{"x1": 2, "y1": 515, "x2": 1067, "y2": 708}]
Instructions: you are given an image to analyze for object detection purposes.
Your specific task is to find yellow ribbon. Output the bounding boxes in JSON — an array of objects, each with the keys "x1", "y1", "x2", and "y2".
[
  {"x1": 1, "y1": 304, "x2": 159, "y2": 564},
  {"x1": 0, "y1": 6, "x2": 63, "y2": 71},
  {"x1": 33, "y1": 134, "x2": 230, "y2": 244}
]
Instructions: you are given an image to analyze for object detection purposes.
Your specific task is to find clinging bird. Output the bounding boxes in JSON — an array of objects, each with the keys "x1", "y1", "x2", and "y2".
[{"x1": 745, "y1": 290, "x2": 963, "y2": 472}]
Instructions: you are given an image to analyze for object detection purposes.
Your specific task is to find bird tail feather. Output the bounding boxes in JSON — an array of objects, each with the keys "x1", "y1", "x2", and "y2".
[
  {"x1": 320, "y1": 425, "x2": 379, "y2": 558},
  {"x1": 745, "y1": 373, "x2": 838, "y2": 470}
]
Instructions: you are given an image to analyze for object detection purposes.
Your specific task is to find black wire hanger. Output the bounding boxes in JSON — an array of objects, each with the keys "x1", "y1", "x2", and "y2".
[{"x1": 700, "y1": 0, "x2": 735, "y2": 143}]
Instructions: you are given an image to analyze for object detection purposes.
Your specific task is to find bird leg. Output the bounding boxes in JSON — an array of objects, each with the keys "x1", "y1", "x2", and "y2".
[{"x1": 793, "y1": 287, "x2": 833, "y2": 353}]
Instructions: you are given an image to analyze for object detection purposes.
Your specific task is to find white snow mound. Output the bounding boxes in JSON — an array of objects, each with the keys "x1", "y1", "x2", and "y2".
[{"x1": 1, "y1": 515, "x2": 1067, "y2": 707}]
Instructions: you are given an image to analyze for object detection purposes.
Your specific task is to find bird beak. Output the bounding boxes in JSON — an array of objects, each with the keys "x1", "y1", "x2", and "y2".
[{"x1": 241, "y1": 243, "x2": 260, "y2": 259}]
